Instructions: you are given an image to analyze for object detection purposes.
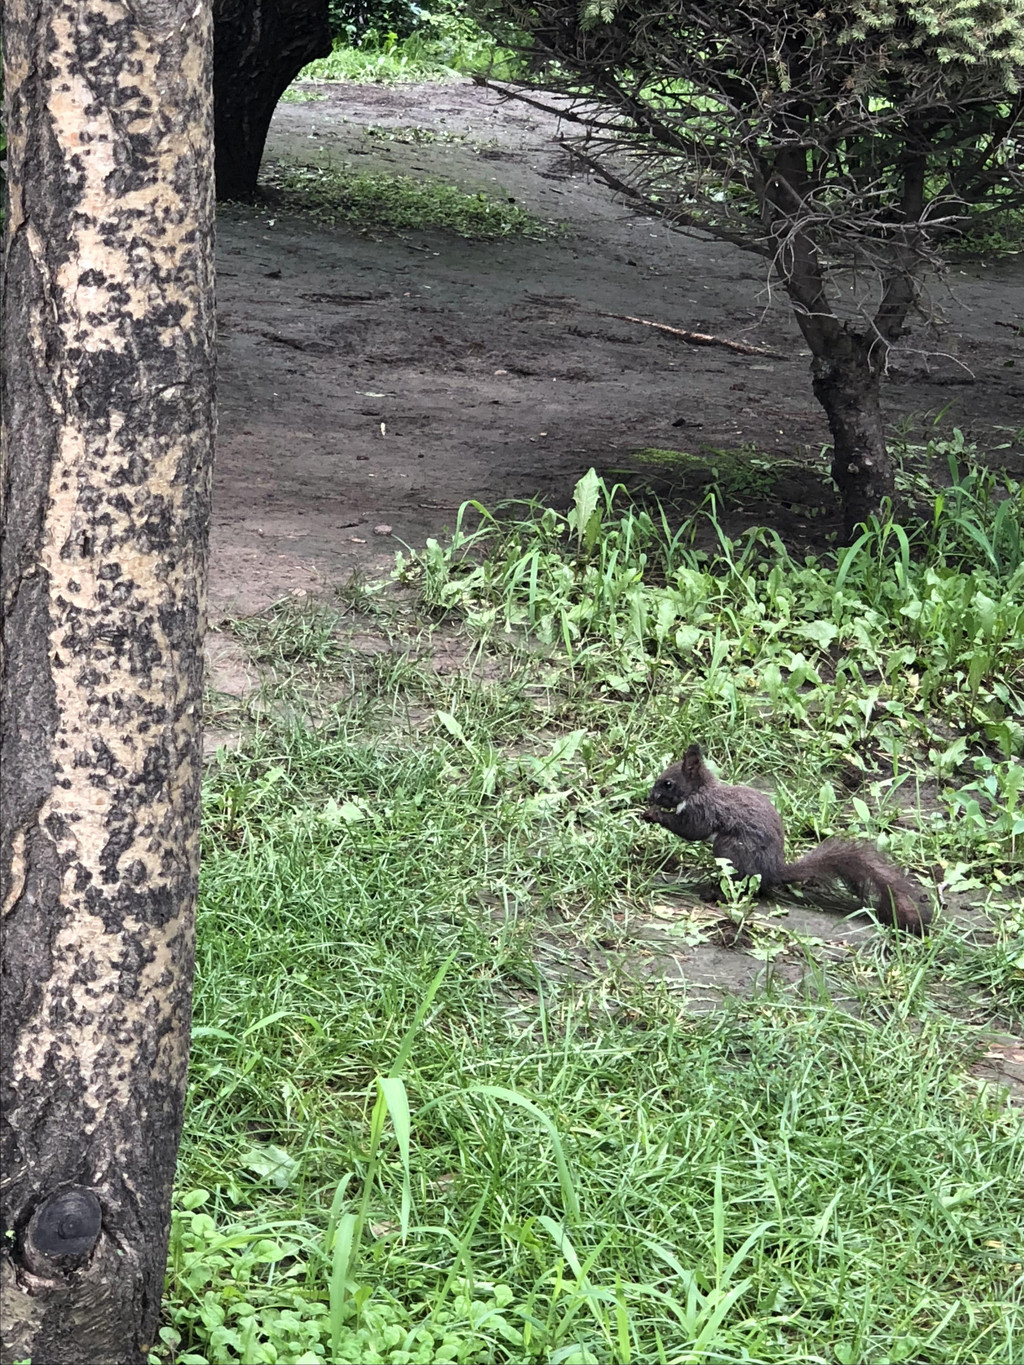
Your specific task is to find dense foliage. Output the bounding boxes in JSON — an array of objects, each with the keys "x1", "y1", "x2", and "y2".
[
  {"x1": 325, "y1": 0, "x2": 483, "y2": 43},
  {"x1": 326, "y1": 0, "x2": 423, "y2": 42},
  {"x1": 471, "y1": 0, "x2": 1024, "y2": 242}
]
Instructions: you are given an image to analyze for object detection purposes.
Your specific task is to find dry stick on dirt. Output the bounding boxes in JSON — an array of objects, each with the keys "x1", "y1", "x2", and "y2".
[{"x1": 595, "y1": 311, "x2": 788, "y2": 359}]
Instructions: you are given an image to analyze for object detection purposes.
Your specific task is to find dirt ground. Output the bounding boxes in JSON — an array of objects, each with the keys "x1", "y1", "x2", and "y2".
[{"x1": 211, "y1": 78, "x2": 1024, "y2": 618}]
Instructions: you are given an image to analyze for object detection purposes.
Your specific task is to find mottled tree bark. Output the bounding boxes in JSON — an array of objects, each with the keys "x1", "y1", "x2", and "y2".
[
  {"x1": 769, "y1": 152, "x2": 901, "y2": 540},
  {"x1": 810, "y1": 337, "x2": 895, "y2": 540},
  {"x1": 213, "y1": 0, "x2": 331, "y2": 199},
  {"x1": 0, "y1": 0, "x2": 216, "y2": 1360}
]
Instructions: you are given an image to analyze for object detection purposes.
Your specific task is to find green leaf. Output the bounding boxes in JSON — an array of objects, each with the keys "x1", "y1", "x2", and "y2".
[
  {"x1": 240, "y1": 1144, "x2": 300, "y2": 1189},
  {"x1": 377, "y1": 1076, "x2": 413, "y2": 1236},
  {"x1": 329, "y1": 1212, "x2": 359, "y2": 1356},
  {"x1": 436, "y1": 709, "x2": 470, "y2": 747},
  {"x1": 793, "y1": 619, "x2": 839, "y2": 649},
  {"x1": 570, "y1": 468, "x2": 602, "y2": 549},
  {"x1": 321, "y1": 797, "x2": 367, "y2": 825}
]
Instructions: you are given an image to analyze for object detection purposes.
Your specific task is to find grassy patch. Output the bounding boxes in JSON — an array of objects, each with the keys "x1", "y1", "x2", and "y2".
[
  {"x1": 624, "y1": 445, "x2": 826, "y2": 510},
  {"x1": 261, "y1": 161, "x2": 557, "y2": 240},
  {"x1": 160, "y1": 449, "x2": 1024, "y2": 1365},
  {"x1": 279, "y1": 85, "x2": 328, "y2": 104},
  {"x1": 297, "y1": 26, "x2": 520, "y2": 84}
]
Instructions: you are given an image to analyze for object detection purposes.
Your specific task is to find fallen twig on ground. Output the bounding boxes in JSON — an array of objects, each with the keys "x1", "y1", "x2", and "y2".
[{"x1": 596, "y1": 311, "x2": 787, "y2": 358}]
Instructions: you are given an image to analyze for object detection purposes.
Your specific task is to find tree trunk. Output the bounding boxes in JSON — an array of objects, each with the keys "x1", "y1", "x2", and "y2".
[
  {"x1": 0, "y1": 0, "x2": 215, "y2": 1359},
  {"x1": 214, "y1": 0, "x2": 331, "y2": 200},
  {"x1": 765, "y1": 158, "x2": 898, "y2": 541},
  {"x1": 809, "y1": 333, "x2": 896, "y2": 540}
]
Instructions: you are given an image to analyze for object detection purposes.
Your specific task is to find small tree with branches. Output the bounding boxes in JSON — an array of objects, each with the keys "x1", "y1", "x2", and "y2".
[{"x1": 472, "y1": 0, "x2": 1024, "y2": 535}]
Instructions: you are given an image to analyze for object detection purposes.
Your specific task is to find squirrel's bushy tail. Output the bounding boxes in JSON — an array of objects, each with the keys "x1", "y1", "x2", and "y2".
[{"x1": 782, "y1": 839, "x2": 931, "y2": 934}]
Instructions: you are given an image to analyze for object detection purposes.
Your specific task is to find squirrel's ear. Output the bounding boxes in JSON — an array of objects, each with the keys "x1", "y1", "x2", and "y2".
[{"x1": 682, "y1": 744, "x2": 703, "y2": 770}]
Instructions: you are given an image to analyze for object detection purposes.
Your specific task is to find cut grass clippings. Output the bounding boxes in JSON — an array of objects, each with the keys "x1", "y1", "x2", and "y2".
[{"x1": 261, "y1": 161, "x2": 558, "y2": 240}]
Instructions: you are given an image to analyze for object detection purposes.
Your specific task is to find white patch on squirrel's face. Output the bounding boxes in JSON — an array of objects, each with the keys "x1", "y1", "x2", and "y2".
[{"x1": 674, "y1": 799, "x2": 689, "y2": 814}]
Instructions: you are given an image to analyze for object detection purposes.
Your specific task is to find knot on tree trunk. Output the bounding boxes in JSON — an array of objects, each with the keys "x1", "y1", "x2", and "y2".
[{"x1": 22, "y1": 1188, "x2": 103, "y2": 1276}]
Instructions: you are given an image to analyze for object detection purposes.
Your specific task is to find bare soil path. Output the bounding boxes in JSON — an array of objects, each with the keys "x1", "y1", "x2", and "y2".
[{"x1": 211, "y1": 78, "x2": 1024, "y2": 617}]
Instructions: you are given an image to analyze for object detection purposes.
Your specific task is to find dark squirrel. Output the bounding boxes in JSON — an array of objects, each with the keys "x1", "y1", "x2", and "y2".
[{"x1": 643, "y1": 744, "x2": 931, "y2": 934}]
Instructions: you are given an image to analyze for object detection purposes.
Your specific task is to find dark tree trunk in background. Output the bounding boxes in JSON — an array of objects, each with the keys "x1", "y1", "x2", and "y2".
[
  {"x1": 214, "y1": 0, "x2": 332, "y2": 199},
  {"x1": 766, "y1": 165, "x2": 899, "y2": 541},
  {"x1": 0, "y1": 0, "x2": 215, "y2": 1357},
  {"x1": 811, "y1": 335, "x2": 895, "y2": 540}
]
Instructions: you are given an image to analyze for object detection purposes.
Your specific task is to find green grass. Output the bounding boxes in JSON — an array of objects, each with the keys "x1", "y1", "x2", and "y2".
[
  {"x1": 279, "y1": 86, "x2": 328, "y2": 104},
  {"x1": 160, "y1": 449, "x2": 1024, "y2": 1365},
  {"x1": 261, "y1": 161, "x2": 557, "y2": 239}
]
